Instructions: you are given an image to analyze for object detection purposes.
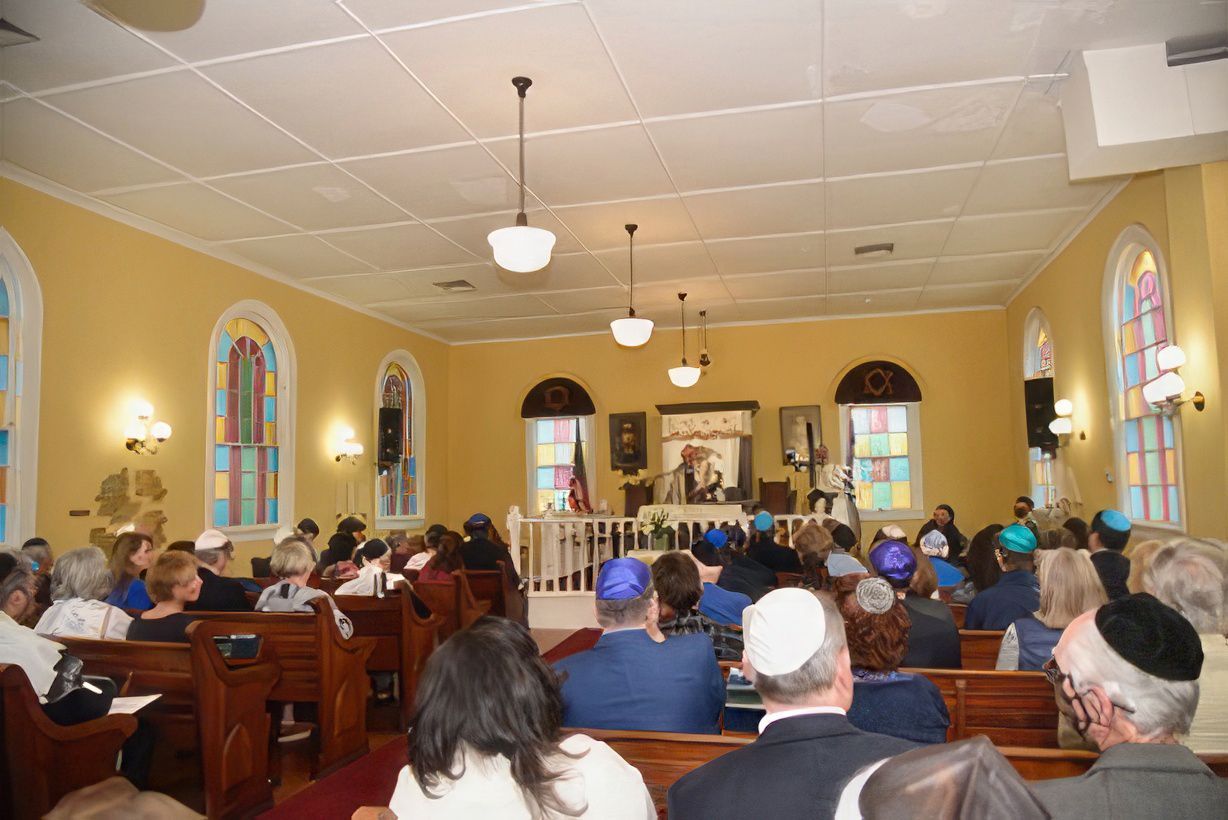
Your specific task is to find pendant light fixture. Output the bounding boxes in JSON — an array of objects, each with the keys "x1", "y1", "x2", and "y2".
[
  {"x1": 668, "y1": 292, "x2": 702, "y2": 388},
  {"x1": 698, "y1": 309, "x2": 711, "y2": 367},
  {"x1": 609, "y1": 223, "x2": 654, "y2": 347},
  {"x1": 487, "y1": 76, "x2": 556, "y2": 273}
]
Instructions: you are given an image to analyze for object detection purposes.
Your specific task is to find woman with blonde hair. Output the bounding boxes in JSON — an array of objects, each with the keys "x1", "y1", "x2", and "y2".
[
  {"x1": 995, "y1": 547, "x2": 1106, "y2": 670},
  {"x1": 126, "y1": 551, "x2": 201, "y2": 643},
  {"x1": 104, "y1": 531, "x2": 155, "y2": 610}
]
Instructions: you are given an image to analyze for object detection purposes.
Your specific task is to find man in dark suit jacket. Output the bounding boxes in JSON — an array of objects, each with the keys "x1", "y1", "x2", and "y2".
[
  {"x1": 1087, "y1": 509, "x2": 1132, "y2": 600},
  {"x1": 184, "y1": 529, "x2": 253, "y2": 612},
  {"x1": 554, "y1": 558, "x2": 724, "y2": 734},
  {"x1": 460, "y1": 512, "x2": 521, "y2": 586},
  {"x1": 668, "y1": 588, "x2": 915, "y2": 818}
]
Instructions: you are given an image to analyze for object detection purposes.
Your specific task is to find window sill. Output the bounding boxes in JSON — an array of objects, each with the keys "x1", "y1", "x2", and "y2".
[
  {"x1": 859, "y1": 508, "x2": 926, "y2": 522},
  {"x1": 375, "y1": 515, "x2": 426, "y2": 531},
  {"x1": 1128, "y1": 520, "x2": 1186, "y2": 540},
  {"x1": 215, "y1": 524, "x2": 282, "y2": 543}
]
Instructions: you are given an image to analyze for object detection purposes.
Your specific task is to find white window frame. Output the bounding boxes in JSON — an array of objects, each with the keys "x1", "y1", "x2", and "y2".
[
  {"x1": 0, "y1": 230, "x2": 42, "y2": 547},
  {"x1": 373, "y1": 350, "x2": 426, "y2": 529},
  {"x1": 525, "y1": 415, "x2": 595, "y2": 516},
  {"x1": 1101, "y1": 225, "x2": 1186, "y2": 534},
  {"x1": 838, "y1": 401, "x2": 924, "y2": 521},
  {"x1": 204, "y1": 300, "x2": 296, "y2": 542}
]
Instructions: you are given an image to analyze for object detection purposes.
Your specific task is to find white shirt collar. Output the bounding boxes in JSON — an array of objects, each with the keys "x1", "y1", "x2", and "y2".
[{"x1": 758, "y1": 705, "x2": 847, "y2": 733}]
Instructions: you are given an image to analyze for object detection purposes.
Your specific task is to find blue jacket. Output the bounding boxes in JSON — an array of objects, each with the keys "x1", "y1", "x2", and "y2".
[
  {"x1": 699, "y1": 582, "x2": 751, "y2": 626},
  {"x1": 105, "y1": 577, "x2": 152, "y2": 610},
  {"x1": 848, "y1": 672, "x2": 950, "y2": 744},
  {"x1": 965, "y1": 570, "x2": 1040, "y2": 630},
  {"x1": 554, "y1": 629, "x2": 725, "y2": 734}
]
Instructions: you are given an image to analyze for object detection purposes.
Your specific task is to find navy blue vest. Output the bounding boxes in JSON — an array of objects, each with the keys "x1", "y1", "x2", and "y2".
[{"x1": 1014, "y1": 616, "x2": 1063, "y2": 671}]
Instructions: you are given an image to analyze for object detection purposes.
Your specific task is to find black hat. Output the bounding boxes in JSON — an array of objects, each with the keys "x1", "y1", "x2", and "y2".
[
  {"x1": 297, "y1": 518, "x2": 320, "y2": 536},
  {"x1": 425, "y1": 524, "x2": 447, "y2": 537},
  {"x1": 1094, "y1": 593, "x2": 1204, "y2": 682},
  {"x1": 337, "y1": 515, "x2": 366, "y2": 534},
  {"x1": 358, "y1": 538, "x2": 389, "y2": 565},
  {"x1": 831, "y1": 523, "x2": 858, "y2": 551}
]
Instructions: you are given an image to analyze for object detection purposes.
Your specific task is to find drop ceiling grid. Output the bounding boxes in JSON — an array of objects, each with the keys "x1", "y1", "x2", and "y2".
[{"x1": 1, "y1": 0, "x2": 1197, "y2": 340}]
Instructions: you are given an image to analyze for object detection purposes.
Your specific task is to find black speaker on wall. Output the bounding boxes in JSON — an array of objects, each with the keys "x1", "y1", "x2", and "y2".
[
  {"x1": 378, "y1": 407, "x2": 404, "y2": 466},
  {"x1": 1024, "y1": 377, "x2": 1058, "y2": 449}
]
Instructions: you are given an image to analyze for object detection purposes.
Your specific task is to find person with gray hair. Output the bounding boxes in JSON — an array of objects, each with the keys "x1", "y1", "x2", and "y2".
[
  {"x1": 1142, "y1": 538, "x2": 1227, "y2": 753},
  {"x1": 668, "y1": 588, "x2": 916, "y2": 819},
  {"x1": 35, "y1": 546, "x2": 133, "y2": 639},
  {"x1": 184, "y1": 529, "x2": 252, "y2": 612},
  {"x1": 1033, "y1": 593, "x2": 1225, "y2": 819}
]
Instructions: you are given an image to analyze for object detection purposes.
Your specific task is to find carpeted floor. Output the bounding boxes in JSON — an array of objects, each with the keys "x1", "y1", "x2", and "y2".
[{"x1": 541, "y1": 627, "x2": 601, "y2": 664}]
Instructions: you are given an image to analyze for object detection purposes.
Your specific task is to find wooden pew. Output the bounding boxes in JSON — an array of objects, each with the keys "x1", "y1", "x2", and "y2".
[
  {"x1": 0, "y1": 664, "x2": 138, "y2": 820},
  {"x1": 461, "y1": 560, "x2": 527, "y2": 624},
  {"x1": 59, "y1": 620, "x2": 278, "y2": 820},
  {"x1": 413, "y1": 574, "x2": 491, "y2": 639},
  {"x1": 905, "y1": 667, "x2": 1059, "y2": 747},
  {"x1": 181, "y1": 599, "x2": 375, "y2": 778},
  {"x1": 959, "y1": 629, "x2": 1005, "y2": 670},
  {"x1": 948, "y1": 602, "x2": 967, "y2": 629},
  {"x1": 333, "y1": 582, "x2": 444, "y2": 730},
  {"x1": 775, "y1": 571, "x2": 804, "y2": 588}
]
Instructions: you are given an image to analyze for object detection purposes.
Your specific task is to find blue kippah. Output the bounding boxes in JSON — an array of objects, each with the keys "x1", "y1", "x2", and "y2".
[
  {"x1": 595, "y1": 558, "x2": 651, "y2": 600},
  {"x1": 869, "y1": 539, "x2": 916, "y2": 587},
  {"x1": 999, "y1": 523, "x2": 1037, "y2": 553},
  {"x1": 1100, "y1": 509, "x2": 1131, "y2": 532},
  {"x1": 704, "y1": 528, "x2": 729, "y2": 549},
  {"x1": 466, "y1": 512, "x2": 491, "y2": 526},
  {"x1": 753, "y1": 511, "x2": 775, "y2": 533}
]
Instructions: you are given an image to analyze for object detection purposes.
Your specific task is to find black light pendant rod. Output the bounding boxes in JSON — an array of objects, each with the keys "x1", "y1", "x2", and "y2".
[
  {"x1": 626, "y1": 223, "x2": 638, "y2": 315},
  {"x1": 512, "y1": 75, "x2": 531, "y2": 224}
]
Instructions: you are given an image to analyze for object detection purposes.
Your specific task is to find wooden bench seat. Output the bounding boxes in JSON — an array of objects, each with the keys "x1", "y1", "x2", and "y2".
[
  {"x1": 413, "y1": 572, "x2": 491, "y2": 639},
  {"x1": 958, "y1": 629, "x2": 1005, "y2": 670},
  {"x1": 904, "y1": 667, "x2": 1059, "y2": 747},
  {"x1": 59, "y1": 620, "x2": 278, "y2": 820}
]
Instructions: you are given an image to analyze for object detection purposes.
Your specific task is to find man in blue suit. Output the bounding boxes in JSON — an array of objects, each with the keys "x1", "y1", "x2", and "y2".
[
  {"x1": 554, "y1": 558, "x2": 725, "y2": 734},
  {"x1": 965, "y1": 524, "x2": 1041, "y2": 630}
]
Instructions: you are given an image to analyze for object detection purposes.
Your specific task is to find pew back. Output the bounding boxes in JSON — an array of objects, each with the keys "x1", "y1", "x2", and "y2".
[
  {"x1": 959, "y1": 629, "x2": 1005, "y2": 670},
  {"x1": 906, "y1": 667, "x2": 1059, "y2": 747}
]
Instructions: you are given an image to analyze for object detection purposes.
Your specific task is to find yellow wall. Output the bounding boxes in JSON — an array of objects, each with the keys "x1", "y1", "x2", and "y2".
[
  {"x1": 1006, "y1": 165, "x2": 1228, "y2": 538},
  {"x1": 0, "y1": 179, "x2": 450, "y2": 565},
  {"x1": 446, "y1": 310, "x2": 1019, "y2": 543}
]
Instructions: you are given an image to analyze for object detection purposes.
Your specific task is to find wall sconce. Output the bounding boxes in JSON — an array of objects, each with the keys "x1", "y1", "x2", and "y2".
[
  {"x1": 1048, "y1": 398, "x2": 1073, "y2": 440},
  {"x1": 335, "y1": 427, "x2": 364, "y2": 464},
  {"x1": 124, "y1": 401, "x2": 172, "y2": 455},
  {"x1": 1142, "y1": 345, "x2": 1206, "y2": 415}
]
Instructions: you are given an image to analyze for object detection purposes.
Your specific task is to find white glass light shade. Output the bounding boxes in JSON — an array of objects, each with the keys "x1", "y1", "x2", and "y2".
[
  {"x1": 668, "y1": 365, "x2": 701, "y2": 388},
  {"x1": 1053, "y1": 398, "x2": 1073, "y2": 417},
  {"x1": 124, "y1": 420, "x2": 147, "y2": 440},
  {"x1": 488, "y1": 225, "x2": 556, "y2": 273},
  {"x1": 610, "y1": 315, "x2": 654, "y2": 347},
  {"x1": 1143, "y1": 371, "x2": 1185, "y2": 405},
  {"x1": 150, "y1": 421, "x2": 173, "y2": 441},
  {"x1": 1156, "y1": 344, "x2": 1187, "y2": 371},
  {"x1": 132, "y1": 399, "x2": 154, "y2": 419},
  {"x1": 342, "y1": 441, "x2": 364, "y2": 458},
  {"x1": 1048, "y1": 417, "x2": 1073, "y2": 436}
]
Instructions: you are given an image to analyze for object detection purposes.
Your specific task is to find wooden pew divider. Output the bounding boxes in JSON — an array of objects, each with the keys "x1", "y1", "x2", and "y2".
[
  {"x1": 902, "y1": 667, "x2": 1059, "y2": 747},
  {"x1": 413, "y1": 573, "x2": 491, "y2": 640},
  {"x1": 958, "y1": 629, "x2": 1005, "y2": 670}
]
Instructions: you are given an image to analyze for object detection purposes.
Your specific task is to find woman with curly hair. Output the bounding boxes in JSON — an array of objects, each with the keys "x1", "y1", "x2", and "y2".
[{"x1": 836, "y1": 576, "x2": 950, "y2": 744}]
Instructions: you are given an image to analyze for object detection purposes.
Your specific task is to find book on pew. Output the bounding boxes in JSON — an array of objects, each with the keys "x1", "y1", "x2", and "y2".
[{"x1": 108, "y1": 694, "x2": 161, "y2": 715}]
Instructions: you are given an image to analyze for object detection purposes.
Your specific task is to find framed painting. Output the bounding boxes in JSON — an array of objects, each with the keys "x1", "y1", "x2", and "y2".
[
  {"x1": 609, "y1": 412, "x2": 648, "y2": 475},
  {"x1": 780, "y1": 405, "x2": 822, "y2": 467}
]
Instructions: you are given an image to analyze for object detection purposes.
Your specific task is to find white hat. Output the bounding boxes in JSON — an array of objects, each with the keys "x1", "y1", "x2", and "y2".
[
  {"x1": 273, "y1": 525, "x2": 296, "y2": 545},
  {"x1": 743, "y1": 588, "x2": 827, "y2": 676},
  {"x1": 882, "y1": 524, "x2": 907, "y2": 540},
  {"x1": 194, "y1": 528, "x2": 230, "y2": 551},
  {"x1": 920, "y1": 529, "x2": 949, "y2": 558}
]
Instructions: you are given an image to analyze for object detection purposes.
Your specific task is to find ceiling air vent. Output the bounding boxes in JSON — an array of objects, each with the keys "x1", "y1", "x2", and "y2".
[
  {"x1": 854, "y1": 242, "x2": 894, "y2": 258},
  {"x1": 433, "y1": 279, "x2": 476, "y2": 293}
]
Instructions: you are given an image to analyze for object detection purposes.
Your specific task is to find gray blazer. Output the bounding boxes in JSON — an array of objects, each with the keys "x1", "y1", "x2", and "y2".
[{"x1": 1032, "y1": 742, "x2": 1227, "y2": 820}]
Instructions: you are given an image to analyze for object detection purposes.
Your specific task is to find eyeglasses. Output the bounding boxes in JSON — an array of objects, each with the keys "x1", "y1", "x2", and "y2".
[
  {"x1": 1044, "y1": 655, "x2": 1136, "y2": 723},
  {"x1": 1042, "y1": 655, "x2": 1067, "y2": 686}
]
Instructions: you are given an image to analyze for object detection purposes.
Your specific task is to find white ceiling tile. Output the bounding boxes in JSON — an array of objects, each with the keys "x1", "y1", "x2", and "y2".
[
  {"x1": 202, "y1": 38, "x2": 468, "y2": 159},
  {"x1": 100, "y1": 183, "x2": 292, "y2": 240},
  {"x1": 827, "y1": 260, "x2": 934, "y2": 294},
  {"x1": 824, "y1": 82, "x2": 1018, "y2": 176},
  {"x1": 916, "y1": 281, "x2": 1016, "y2": 309},
  {"x1": 423, "y1": 311, "x2": 622, "y2": 343},
  {"x1": 224, "y1": 234, "x2": 376, "y2": 277},
  {"x1": 381, "y1": 4, "x2": 636, "y2": 137},
  {"x1": 648, "y1": 105, "x2": 822, "y2": 191},
  {"x1": 342, "y1": 143, "x2": 517, "y2": 220},
  {"x1": 2, "y1": 98, "x2": 182, "y2": 192},
  {"x1": 826, "y1": 166, "x2": 979, "y2": 228},
  {"x1": 383, "y1": 263, "x2": 511, "y2": 298},
  {"x1": 486, "y1": 125, "x2": 674, "y2": 206},
  {"x1": 47, "y1": 72, "x2": 317, "y2": 176},
  {"x1": 634, "y1": 278, "x2": 731, "y2": 309},
  {"x1": 586, "y1": 0, "x2": 821, "y2": 117},
  {"x1": 511, "y1": 252, "x2": 623, "y2": 291},
  {"x1": 825, "y1": 220, "x2": 953, "y2": 266},
  {"x1": 824, "y1": 0, "x2": 1038, "y2": 95},
  {"x1": 707, "y1": 232, "x2": 824, "y2": 275},
  {"x1": 306, "y1": 273, "x2": 413, "y2": 305},
  {"x1": 965, "y1": 156, "x2": 1114, "y2": 215},
  {"x1": 378, "y1": 293, "x2": 553, "y2": 322},
  {"x1": 734, "y1": 295, "x2": 826, "y2": 321},
  {"x1": 343, "y1": 0, "x2": 549, "y2": 30},
  {"x1": 724, "y1": 269, "x2": 824, "y2": 300},
  {"x1": 323, "y1": 223, "x2": 477, "y2": 269},
  {"x1": 209, "y1": 164, "x2": 406, "y2": 230},
  {"x1": 534, "y1": 287, "x2": 627, "y2": 315},
  {"x1": 592, "y1": 241, "x2": 716, "y2": 284},
  {"x1": 943, "y1": 209, "x2": 1084, "y2": 256},
  {"x1": 826, "y1": 288, "x2": 921, "y2": 315},
  {"x1": 426, "y1": 208, "x2": 583, "y2": 258},
  {"x1": 992, "y1": 80, "x2": 1067, "y2": 160},
  {"x1": 1, "y1": 0, "x2": 177, "y2": 92},
  {"x1": 0, "y1": 83, "x2": 19, "y2": 102},
  {"x1": 145, "y1": 0, "x2": 365, "y2": 62},
  {"x1": 683, "y1": 182, "x2": 824, "y2": 239},
  {"x1": 554, "y1": 197, "x2": 699, "y2": 250},
  {"x1": 929, "y1": 252, "x2": 1043, "y2": 285}
]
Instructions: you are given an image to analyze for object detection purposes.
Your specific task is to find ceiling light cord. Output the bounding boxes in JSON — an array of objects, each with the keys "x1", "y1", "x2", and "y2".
[
  {"x1": 513, "y1": 76, "x2": 531, "y2": 225},
  {"x1": 626, "y1": 223, "x2": 638, "y2": 315},
  {"x1": 679, "y1": 292, "x2": 688, "y2": 364}
]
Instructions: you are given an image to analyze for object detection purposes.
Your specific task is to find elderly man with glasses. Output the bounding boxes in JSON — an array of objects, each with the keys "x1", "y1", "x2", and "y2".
[{"x1": 1034, "y1": 593, "x2": 1225, "y2": 819}]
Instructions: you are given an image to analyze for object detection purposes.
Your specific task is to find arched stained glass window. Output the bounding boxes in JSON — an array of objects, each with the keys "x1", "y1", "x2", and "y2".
[
  {"x1": 0, "y1": 281, "x2": 12, "y2": 541},
  {"x1": 0, "y1": 229, "x2": 43, "y2": 548},
  {"x1": 378, "y1": 362, "x2": 415, "y2": 518},
  {"x1": 1108, "y1": 239, "x2": 1182, "y2": 526},
  {"x1": 213, "y1": 317, "x2": 280, "y2": 528}
]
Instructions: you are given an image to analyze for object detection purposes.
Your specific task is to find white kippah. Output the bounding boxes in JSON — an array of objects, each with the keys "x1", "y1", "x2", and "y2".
[
  {"x1": 195, "y1": 528, "x2": 229, "y2": 551},
  {"x1": 882, "y1": 525, "x2": 907, "y2": 540},
  {"x1": 743, "y1": 588, "x2": 826, "y2": 676},
  {"x1": 273, "y1": 525, "x2": 297, "y2": 545},
  {"x1": 920, "y1": 529, "x2": 949, "y2": 558}
]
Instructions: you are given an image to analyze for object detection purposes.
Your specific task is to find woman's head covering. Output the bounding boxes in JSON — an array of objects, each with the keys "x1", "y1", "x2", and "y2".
[
  {"x1": 919, "y1": 504, "x2": 965, "y2": 562},
  {"x1": 919, "y1": 530, "x2": 949, "y2": 559},
  {"x1": 355, "y1": 538, "x2": 389, "y2": 567}
]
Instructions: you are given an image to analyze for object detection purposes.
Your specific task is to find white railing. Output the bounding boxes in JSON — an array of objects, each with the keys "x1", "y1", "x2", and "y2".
[{"x1": 507, "y1": 506, "x2": 819, "y2": 596}]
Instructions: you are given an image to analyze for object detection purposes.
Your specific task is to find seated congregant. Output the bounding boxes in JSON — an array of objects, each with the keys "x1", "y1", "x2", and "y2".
[
  {"x1": 838, "y1": 576, "x2": 950, "y2": 744},
  {"x1": 406, "y1": 524, "x2": 446, "y2": 573},
  {"x1": 746, "y1": 511, "x2": 802, "y2": 573},
  {"x1": 390, "y1": 617, "x2": 654, "y2": 819},
  {"x1": 256, "y1": 538, "x2": 353, "y2": 638},
  {"x1": 691, "y1": 528, "x2": 775, "y2": 602},
  {"x1": 918, "y1": 530, "x2": 963, "y2": 588},
  {"x1": 1088, "y1": 510, "x2": 1132, "y2": 600},
  {"x1": 1033, "y1": 594, "x2": 1226, "y2": 819},
  {"x1": 335, "y1": 538, "x2": 399, "y2": 596},
  {"x1": 915, "y1": 504, "x2": 967, "y2": 564},
  {"x1": 870, "y1": 539, "x2": 960, "y2": 669},
  {"x1": 554, "y1": 558, "x2": 724, "y2": 734},
  {"x1": 997, "y1": 547, "x2": 1106, "y2": 671},
  {"x1": 127, "y1": 551, "x2": 202, "y2": 643},
  {"x1": 417, "y1": 530, "x2": 465, "y2": 583},
  {"x1": 319, "y1": 516, "x2": 366, "y2": 578},
  {"x1": 667, "y1": 588, "x2": 916, "y2": 818},
  {"x1": 35, "y1": 546, "x2": 133, "y2": 640},
  {"x1": 964, "y1": 524, "x2": 1039, "y2": 630},
  {"x1": 105, "y1": 531, "x2": 155, "y2": 611},
  {"x1": 22, "y1": 537, "x2": 54, "y2": 608},
  {"x1": 950, "y1": 523, "x2": 1004, "y2": 604},
  {"x1": 461, "y1": 512, "x2": 521, "y2": 586},
  {"x1": 651, "y1": 551, "x2": 743, "y2": 661},
  {"x1": 184, "y1": 529, "x2": 253, "y2": 612},
  {"x1": 682, "y1": 546, "x2": 752, "y2": 625}
]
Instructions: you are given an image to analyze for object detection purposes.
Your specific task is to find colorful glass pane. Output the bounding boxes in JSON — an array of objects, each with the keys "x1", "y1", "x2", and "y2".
[
  {"x1": 214, "y1": 318, "x2": 279, "y2": 527},
  {"x1": 848, "y1": 403, "x2": 914, "y2": 511},
  {"x1": 531, "y1": 416, "x2": 585, "y2": 513},
  {"x1": 377, "y1": 363, "x2": 416, "y2": 518}
]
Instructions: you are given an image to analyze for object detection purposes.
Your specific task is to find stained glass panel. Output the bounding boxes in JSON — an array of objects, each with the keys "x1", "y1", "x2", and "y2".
[
  {"x1": 531, "y1": 416, "x2": 586, "y2": 513},
  {"x1": 214, "y1": 317, "x2": 279, "y2": 527},
  {"x1": 849, "y1": 403, "x2": 913, "y2": 511},
  {"x1": 377, "y1": 363, "x2": 417, "y2": 518}
]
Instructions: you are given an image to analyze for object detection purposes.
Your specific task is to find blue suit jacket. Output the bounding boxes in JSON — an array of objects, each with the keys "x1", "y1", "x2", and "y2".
[
  {"x1": 965, "y1": 570, "x2": 1040, "y2": 630},
  {"x1": 554, "y1": 629, "x2": 725, "y2": 734}
]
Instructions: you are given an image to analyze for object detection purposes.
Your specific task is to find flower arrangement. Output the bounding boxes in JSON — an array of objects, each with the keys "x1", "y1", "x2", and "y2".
[{"x1": 640, "y1": 509, "x2": 674, "y2": 540}]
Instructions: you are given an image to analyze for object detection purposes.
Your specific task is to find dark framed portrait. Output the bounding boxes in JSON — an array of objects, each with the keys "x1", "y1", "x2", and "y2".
[
  {"x1": 609, "y1": 412, "x2": 648, "y2": 475},
  {"x1": 780, "y1": 405, "x2": 822, "y2": 466}
]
